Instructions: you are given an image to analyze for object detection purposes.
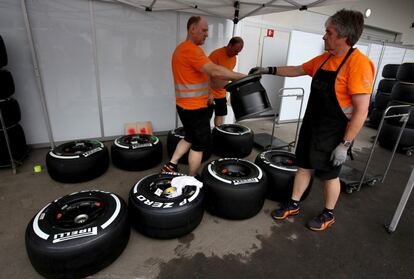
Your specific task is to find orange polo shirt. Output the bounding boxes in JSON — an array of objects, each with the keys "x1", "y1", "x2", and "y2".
[
  {"x1": 172, "y1": 40, "x2": 210, "y2": 110},
  {"x1": 209, "y1": 47, "x2": 237, "y2": 99},
  {"x1": 302, "y1": 48, "x2": 375, "y2": 118}
]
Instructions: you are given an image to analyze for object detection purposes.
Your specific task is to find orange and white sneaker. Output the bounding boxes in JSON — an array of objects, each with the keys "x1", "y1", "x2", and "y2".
[
  {"x1": 307, "y1": 211, "x2": 335, "y2": 231},
  {"x1": 271, "y1": 201, "x2": 300, "y2": 220}
]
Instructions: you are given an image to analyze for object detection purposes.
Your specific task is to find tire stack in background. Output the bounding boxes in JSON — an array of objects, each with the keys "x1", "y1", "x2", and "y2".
[
  {"x1": 368, "y1": 64, "x2": 400, "y2": 128},
  {"x1": 0, "y1": 34, "x2": 28, "y2": 167},
  {"x1": 378, "y1": 63, "x2": 414, "y2": 155}
]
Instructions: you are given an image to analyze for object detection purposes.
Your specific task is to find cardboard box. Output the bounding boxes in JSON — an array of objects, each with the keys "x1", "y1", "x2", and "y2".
[{"x1": 124, "y1": 121, "x2": 153, "y2": 135}]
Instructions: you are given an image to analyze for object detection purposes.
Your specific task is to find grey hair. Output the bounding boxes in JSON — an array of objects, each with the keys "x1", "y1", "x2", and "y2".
[{"x1": 325, "y1": 9, "x2": 364, "y2": 46}]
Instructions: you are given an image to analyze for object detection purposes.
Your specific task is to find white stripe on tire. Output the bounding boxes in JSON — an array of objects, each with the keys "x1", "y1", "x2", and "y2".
[
  {"x1": 101, "y1": 194, "x2": 121, "y2": 229},
  {"x1": 33, "y1": 203, "x2": 51, "y2": 240}
]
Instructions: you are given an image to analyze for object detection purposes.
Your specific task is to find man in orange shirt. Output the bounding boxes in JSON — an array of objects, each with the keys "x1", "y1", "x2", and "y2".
[
  {"x1": 250, "y1": 9, "x2": 374, "y2": 231},
  {"x1": 162, "y1": 16, "x2": 245, "y2": 177},
  {"x1": 208, "y1": 37, "x2": 244, "y2": 127}
]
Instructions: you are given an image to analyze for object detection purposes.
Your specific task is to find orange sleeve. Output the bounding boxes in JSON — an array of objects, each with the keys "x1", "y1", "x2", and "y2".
[
  {"x1": 302, "y1": 53, "x2": 330, "y2": 77},
  {"x1": 187, "y1": 45, "x2": 210, "y2": 71},
  {"x1": 347, "y1": 55, "x2": 375, "y2": 95}
]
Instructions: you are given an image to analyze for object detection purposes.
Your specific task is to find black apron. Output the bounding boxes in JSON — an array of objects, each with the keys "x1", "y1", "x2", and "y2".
[{"x1": 296, "y1": 48, "x2": 355, "y2": 171}]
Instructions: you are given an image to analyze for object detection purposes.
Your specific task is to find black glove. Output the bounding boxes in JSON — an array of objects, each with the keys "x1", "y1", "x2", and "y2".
[{"x1": 248, "y1": 66, "x2": 277, "y2": 75}]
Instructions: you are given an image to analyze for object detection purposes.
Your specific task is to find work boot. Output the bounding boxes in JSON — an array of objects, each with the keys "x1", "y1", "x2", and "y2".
[
  {"x1": 271, "y1": 200, "x2": 300, "y2": 220},
  {"x1": 307, "y1": 210, "x2": 335, "y2": 231}
]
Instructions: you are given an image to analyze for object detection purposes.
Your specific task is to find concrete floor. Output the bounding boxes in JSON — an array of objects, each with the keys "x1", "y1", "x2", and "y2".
[{"x1": 1, "y1": 118, "x2": 413, "y2": 279}]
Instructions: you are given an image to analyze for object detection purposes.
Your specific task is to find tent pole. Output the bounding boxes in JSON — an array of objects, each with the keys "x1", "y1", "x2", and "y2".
[
  {"x1": 89, "y1": 0, "x2": 105, "y2": 138},
  {"x1": 20, "y1": 0, "x2": 55, "y2": 149}
]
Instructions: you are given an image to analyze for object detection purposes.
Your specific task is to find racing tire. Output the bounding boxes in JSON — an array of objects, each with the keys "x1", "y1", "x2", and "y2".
[
  {"x1": 201, "y1": 158, "x2": 267, "y2": 220},
  {"x1": 374, "y1": 91, "x2": 391, "y2": 110},
  {"x1": 0, "y1": 69, "x2": 14, "y2": 99},
  {"x1": 25, "y1": 190, "x2": 130, "y2": 279},
  {"x1": 0, "y1": 98, "x2": 21, "y2": 128},
  {"x1": 377, "y1": 79, "x2": 397, "y2": 93},
  {"x1": 390, "y1": 82, "x2": 414, "y2": 103},
  {"x1": 368, "y1": 108, "x2": 384, "y2": 128},
  {"x1": 255, "y1": 150, "x2": 313, "y2": 202},
  {"x1": 383, "y1": 101, "x2": 414, "y2": 128},
  {"x1": 166, "y1": 127, "x2": 211, "y2": 164},
  {"x1": 111, "y1": 134, "x2": 162, "y2": 171},
  {"x1": 46, "y1": 140, "x2": 109, "y2": 183},
  {"x1": 382, "y1": 64, "x2": 400, "y2": 79},
  {"x1": 129, "y1": 172, "x2": 205, "y2": 239},
  {"x1": 397, "y1": 63, "x2": 414, "y2": 83},
  {"x1": 212, "y1": 124, "x2": 254, "y2": 158},
  {"x1": 0, "y1": 35, "x2": 6, "y2": 67},
  {"x1": 0, "y1": 124, "x2": 27, "y2": 165},
  {"x1": 378, "y1": 121, "x2": 414, "y2": 150}
]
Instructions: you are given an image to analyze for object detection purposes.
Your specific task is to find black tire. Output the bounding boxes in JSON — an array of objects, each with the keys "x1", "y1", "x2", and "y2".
[
  {"x1": 0, "y1": 98, "x2": 21, "y2": 128},
  {"x1": 0, "y1": 35, "x2": 7, "y2": 67},
  {"x1": 0, "y1": 69, "x2": 14, "y2": 99},
  {"x1": 201, "y1": 158, "x2": 267, "y2": 220},
  {"x1": 0, "y1": 124, "x2": 27, "y2": 165},
  {"x1": 129, "y1": 172, "x2": 204, "y2": 239},
  {"x1": 212, "y1": 124, "x2": 254, "y2": 158},
  {"x1": 378, "y1": 121, "x2": 414, "y2": 150},
  {"x1": 374, "y1": 91, "x2": 391, "y2": 110},
  {"x1": 111, "y1": 134, "x2": 162, "y2": 171},
  {"x1": 46, "y1": 140, "x2": 109, "y2": 183},
  {"x1": 254, "y1": 150, "x2": 313, "y2": 202},
  {"x1": 368, "y1": 108, "x2": 384, "y2": 128},
  {"x1": 25, "y1": 190, "x2": 130, "y2": 279},
  {"x1": 166, "y1": 127, "x2": 211, "y2": 164},
  {"x1": 377, "y1": 79, "x2": 397, "y2": 93},
  {"x1": 384, "y1": 101, "x2": 414, "y2": 128},
  {"x1": 390, "y1": 82, "x2": 414, "y2": 103},
  {"x1": 397, "y1": 63, "x2": 414, "y2": 83},
  {"x1": 382, "y1": 64, "x2": 400, "y2": 79}
]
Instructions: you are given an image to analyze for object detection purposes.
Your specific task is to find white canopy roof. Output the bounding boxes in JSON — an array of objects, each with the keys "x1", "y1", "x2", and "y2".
[{"x1": 98, "y1": 0, "x2": 356, "y2": 22}]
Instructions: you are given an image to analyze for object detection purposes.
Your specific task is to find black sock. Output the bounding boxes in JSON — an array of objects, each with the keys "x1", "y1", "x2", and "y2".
[
  {"x1": 290, "y1": 199, "x2": 300, "y2": 207},
  {"x1": 323, "y1": 208, "x2": 334, "y2": 215},
  {"x1": 168, "y1": 162, "x2": 178, "y2": 168}
]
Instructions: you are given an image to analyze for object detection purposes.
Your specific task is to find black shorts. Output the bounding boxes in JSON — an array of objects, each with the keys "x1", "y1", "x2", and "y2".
[
  {"x1": 295, "y1": 125, "x2": 342, "y2": 180},
  {"x1": 208, "y1": 97, "x2": 228, "y2": 117},
  {"x1": 176, "y1": 105, "x2": 211, "y2": 152}
]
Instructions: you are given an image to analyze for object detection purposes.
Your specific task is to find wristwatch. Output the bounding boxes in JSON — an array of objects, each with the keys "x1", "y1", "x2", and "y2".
[{"x1": 342, "y1": 140, "x2": 352, "y2": 148}]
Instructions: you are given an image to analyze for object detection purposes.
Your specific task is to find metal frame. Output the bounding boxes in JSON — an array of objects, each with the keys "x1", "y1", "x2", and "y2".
[
  {"x1": 385, "y1": 166, "x2": 414, "y2": 233},
  {"x1": 357, "y1": 104, "x2": 411, "y2": 191},
  {"x1": 268, "y1": 87, "x2": 304, "y2": 150},
  {"x1": 0, "y1": 110, "x2": 17, "y2": 174}
]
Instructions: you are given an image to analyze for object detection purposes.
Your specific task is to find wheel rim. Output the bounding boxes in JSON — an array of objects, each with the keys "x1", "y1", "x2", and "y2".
[
  {"x1": 120, "y1": 134, "x2": 154, "y2": 145},
  {"x1": 52, "y1": 198, "x2": 106, "y2": 229},
  {"x1": 267, "y1": 153, "x2": 297, "y2": 170},
  {"x1": 219, "y1": 163, "x2": 251, "y2": 178},
  {"x1": 58, "y1": 141, "x2": 98, "y2": 155}
]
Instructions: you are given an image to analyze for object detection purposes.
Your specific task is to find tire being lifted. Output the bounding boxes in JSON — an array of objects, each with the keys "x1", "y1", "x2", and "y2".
[
  {"x1": 255, "y1": 149, "x2": 313, "y2": 202},
  {"x1": 25, "y1": 190, "x2": 130, "y2": 279},
  {"x1": 111, "y1": 134, "x2": 162, "y2": 171},
  {"x1": 212, "y1": 123, "x2": 254, "y2": 158},
  {"x1": 46, "y1": 140, "x2": 109, "y2": 183},
  {"x1": 202, "y1": 158, "x2": 267, "y2": 220},
  {"x1": 129, "y1": 172, "x2": 204, "y2": 239}
]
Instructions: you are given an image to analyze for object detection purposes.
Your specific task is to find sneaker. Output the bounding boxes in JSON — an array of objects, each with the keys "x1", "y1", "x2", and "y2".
[
  {"x1": 271, "y1": 201, "x2": 300, "y2": 220},
  {"x1": 161, "y1": 163, "x2": 179, "y2": 173},
  {"x1": 307, "y1": 211, "x2": 335, "y2": 231}
]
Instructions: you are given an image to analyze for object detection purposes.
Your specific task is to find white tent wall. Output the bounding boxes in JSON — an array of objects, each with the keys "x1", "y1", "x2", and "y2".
[{"x1": 0, "y1": 0, "x2": 235, "y2": 145}]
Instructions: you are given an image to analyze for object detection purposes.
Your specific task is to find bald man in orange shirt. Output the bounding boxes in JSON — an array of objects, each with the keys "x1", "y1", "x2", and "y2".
[{"x1": 208, "y1": 37, "x2": 244, "y2": 127}]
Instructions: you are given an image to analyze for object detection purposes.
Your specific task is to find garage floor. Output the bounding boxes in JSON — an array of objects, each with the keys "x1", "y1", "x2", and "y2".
[{"x1": 1, "y1": 118, "x2": 413, "y2": 279}]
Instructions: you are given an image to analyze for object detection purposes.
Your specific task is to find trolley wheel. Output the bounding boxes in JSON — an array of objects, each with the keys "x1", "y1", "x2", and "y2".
[
  {"x1": 346, "y1": 187, "x2": 353, "y2": 194},
  {"x1": 406, "y1": 150, "x2": 413, "y2": 157},
  {"x1": 367, "y1": 180, "x2": 377, "y2": 186}
]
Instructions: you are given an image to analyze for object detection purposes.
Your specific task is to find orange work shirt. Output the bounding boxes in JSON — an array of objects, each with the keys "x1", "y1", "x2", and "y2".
[
  {"x1": 302, "y1": 48, "x2": 375, "y2": 118},
  {"x1": 209, "y1": 47, "x2": 237, "y2": 99},
  {"x1": 172, "y1": 40, "x2": 210, "y2": 110}
]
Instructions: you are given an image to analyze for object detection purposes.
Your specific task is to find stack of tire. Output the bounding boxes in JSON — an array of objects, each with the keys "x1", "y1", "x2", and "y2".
[
  {"x1": 0, "y1": 35, "x2": 28, "y2": 166},
  {"x1": 368, "y1": 64, "x2": 400, "y2": 128},
  {"x1": 212, "y1": 123, "x2": 254, "y2": 158},
  {"x1": 378, "y1": 63, "x2": 414, "y2": 155}
]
